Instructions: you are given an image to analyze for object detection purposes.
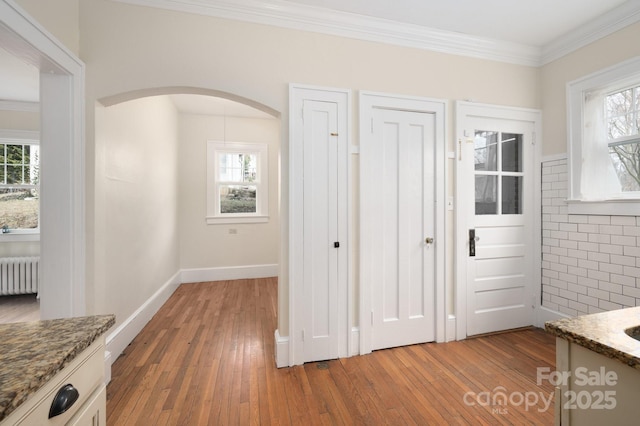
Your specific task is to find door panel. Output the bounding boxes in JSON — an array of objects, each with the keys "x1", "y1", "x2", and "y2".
[
  {"x1": 289, "y1": 85, "x2": 350, "y2": 366},
  {"x1": 370, "y1": 108, "x2": 435, "y2": 350},
  {"x1": 464, "y1": 117, "x2": 535, "y2": 336},
  {"x1": 303, "y1": 99, "x2": 340, "y2": 362},
  {"x1": 476, "y1": 287, "x2": 526, "y2": 310}
]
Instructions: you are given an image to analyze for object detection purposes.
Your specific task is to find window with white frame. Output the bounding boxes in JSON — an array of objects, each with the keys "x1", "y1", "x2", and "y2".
[
  {"x1": 206, "y1": 141, "x2": 268, "y2": 224},
  {"x1": 567, "y1": 56, "x2": 640, "y2": 215},
  {"x1": 606, "y1": 85, "x2": 640, "y2": 192},
  {"x1": 0, "y1": 140, "x2": 40, "y2": 233}
]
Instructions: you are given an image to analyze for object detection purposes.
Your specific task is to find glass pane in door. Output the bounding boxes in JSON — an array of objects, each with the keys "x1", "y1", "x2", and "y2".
[
  {"x1": 474, "y1": 131, "x2": 498, "y2": 171},
  {"x1": 502, "y1": 133, "x2": 523, "y2": 172},
  {"x1": 502, "y1": 176, "x2": 522, "y2": 214},
  {"x1": 475, "y1": 175, "x2": 497, "y2": 214}
]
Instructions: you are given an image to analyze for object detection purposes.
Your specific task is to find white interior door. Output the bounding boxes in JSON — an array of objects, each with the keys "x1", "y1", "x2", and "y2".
[
  {"x1": 459, "y1": 109, "x2": 537, "y2": 337},
  {"x1": 289, "y1": 85, "x2": 350, "y2": 366},
  {"x1": 368, "y1": 108, "x2": 436, "y2": 350},
  {"x1": 302, "y1": 99, "x2": 342, "y2": 362}
]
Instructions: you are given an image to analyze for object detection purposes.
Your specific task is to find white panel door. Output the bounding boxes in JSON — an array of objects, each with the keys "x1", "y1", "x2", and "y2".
[
  {"x1": 462, "y1": 116, "x2": 536, "y2": 336},
  {"x1": 369, "y1": 108, "x2": 436, "y2": 350},
  {"x1": 302, "y1": 99, "x2": 346, "y2": 362}
]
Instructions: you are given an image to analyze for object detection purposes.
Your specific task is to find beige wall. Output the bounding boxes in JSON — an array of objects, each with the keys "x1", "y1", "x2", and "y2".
[
  {"x1": 93, "y1": 95, "x2": 180, "y2": 324},
  {"x1": 178, "y1": 114, "x2": 280, "y2": 269},
  {"x1": 79, "y1": 0, "x2": 540, "y2": 336},
  {"x1": 0, "y1": 110, "x2": 39, "y2": 131},
  {"x1": 15, "y1": 0, "x2": 80, "y2": 55},
  {"x1": 0, "y1": 241, "x2": 39, "y2": 257},
  {"x1": 540, "y1": 22, "x2": 640, "y2": 157}
]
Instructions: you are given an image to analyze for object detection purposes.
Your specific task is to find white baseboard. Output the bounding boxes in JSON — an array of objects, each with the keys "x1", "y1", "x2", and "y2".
[
  {"x1": 105, "y1": 271, "x2": 182, "y2": 366},
  {"x1": 446, "y1": 314, "x2": 456, "y2": 342},
  {"x1": 274, "y1": 329, "x2": 289, "y2": 368},
  {"x1": 351, "y1": 327, "x2": 360, "y2": 356},
  {"x1": 181, "y1": 264, "x2": 278, "y2": 283},
  {"x1": 536, "y1": 306, "x2": 571, "y2": 328}
]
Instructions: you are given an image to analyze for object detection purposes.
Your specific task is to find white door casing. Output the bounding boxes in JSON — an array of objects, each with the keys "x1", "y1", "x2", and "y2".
[
  {"x1": 455, "y1": 102, "x2": 541, "y2": 339},
  {"x1": 289, "y1": 84, "x2": 350, "y2": 365},
  {"x1": 1, "y1": 1, "x2": 86, "y2": 319},
  {"x1": 360, "y1": 92, "x2": 447, "y2": 354}
]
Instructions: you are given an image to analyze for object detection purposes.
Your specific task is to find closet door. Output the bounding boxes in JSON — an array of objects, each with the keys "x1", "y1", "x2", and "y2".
[
  {"x1": 359, "y1": 91, "x2": 446, "y2": 354},
  {"x1": 289, "y1": 85, "x2": 350, "y2": 365}
]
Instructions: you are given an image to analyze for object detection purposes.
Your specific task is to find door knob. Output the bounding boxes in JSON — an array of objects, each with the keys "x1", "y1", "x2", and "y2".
[{"x1": 425, "y1": 237, "x2": 434, "y2": 244}]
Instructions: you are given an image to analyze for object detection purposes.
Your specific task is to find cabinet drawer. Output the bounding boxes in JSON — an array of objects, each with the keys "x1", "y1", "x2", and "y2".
[{"x1": 5, "y1": 339, "x2": 105, "y2": 426}]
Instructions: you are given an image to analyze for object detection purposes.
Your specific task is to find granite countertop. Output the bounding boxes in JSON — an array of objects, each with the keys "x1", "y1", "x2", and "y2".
[
  {"x1": 0, "y1": 315, "x2": 115, "y2": 422},
  {"x1": 545, "y1": 306, "x2": 640, "y2": 370}
]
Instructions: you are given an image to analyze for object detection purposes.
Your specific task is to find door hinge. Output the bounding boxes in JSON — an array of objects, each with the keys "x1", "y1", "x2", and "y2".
[
  {"x1": 371, "y1": 311, "x2": 374, "y2": 325},
  {"x1": 371, "y1": 117, "x2": 374, "y2": 133},
  {"x1": 532, "y1": 131, "x2": 536, "y2": 145},
  {"x1": 330, "y1": 132, "x2": 338, "y2": 137}
]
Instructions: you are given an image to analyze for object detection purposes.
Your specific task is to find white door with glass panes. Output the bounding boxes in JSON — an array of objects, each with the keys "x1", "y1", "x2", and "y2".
[
  {"x1": 363, "y1": 106, "x2": 436, "y2": 350},
  {"x1": 457, "y1": 104, "x2": 538, "y2": 337}
]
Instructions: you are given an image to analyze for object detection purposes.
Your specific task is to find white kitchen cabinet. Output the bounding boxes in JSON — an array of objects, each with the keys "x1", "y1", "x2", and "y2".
[
  {"x1": 1, "y1": 338, "x2": 107, "y2": 426},
  {"x1": 555, "y1": 338, "x2": 640, "y2": 425}
]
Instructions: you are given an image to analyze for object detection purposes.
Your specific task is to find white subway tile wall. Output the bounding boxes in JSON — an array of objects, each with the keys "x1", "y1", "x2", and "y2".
[{"x1": 541, "y1": 157, "x2": 640, "y2": 316}]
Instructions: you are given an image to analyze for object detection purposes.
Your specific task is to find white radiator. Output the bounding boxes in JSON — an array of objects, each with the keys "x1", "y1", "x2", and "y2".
[{"x1": 0, "y1": 257, "x2": 39, "y2": 296}]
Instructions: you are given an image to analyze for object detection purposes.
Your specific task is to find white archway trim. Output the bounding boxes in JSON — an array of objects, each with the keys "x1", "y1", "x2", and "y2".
[{"x1": 98, "y1": 86, "x2": 280, "y2": 118}]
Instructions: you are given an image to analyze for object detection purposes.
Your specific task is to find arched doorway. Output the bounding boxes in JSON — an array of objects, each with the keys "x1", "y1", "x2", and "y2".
[{"x1": 94, "y1": 89, "x2": 281, "y2": 358}]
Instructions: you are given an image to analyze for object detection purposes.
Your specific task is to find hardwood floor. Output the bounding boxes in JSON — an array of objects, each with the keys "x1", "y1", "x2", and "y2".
[
  {"x1": 107, "y1": 278, "x2": 556, "y2": 425},
  {"x1": 0, "y1": 294, "x2": 39, "y2": 323}
]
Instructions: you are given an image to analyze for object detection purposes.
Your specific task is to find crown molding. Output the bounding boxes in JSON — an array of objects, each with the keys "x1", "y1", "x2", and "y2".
[
  {"x1": 541, "y1": 0, "x2": 640, "y2": 65},
  {"x1": 113, "y1": 0, "x2": 542, "y2": 66},
  {"x1": 0, "y1": 99, "x2": 39, "y2": 112},
  {"x1": 113, "y1": 0, "x2": 640, "y2": 67}
]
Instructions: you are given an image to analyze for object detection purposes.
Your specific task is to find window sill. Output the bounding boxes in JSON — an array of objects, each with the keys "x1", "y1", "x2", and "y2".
[
  {"x1": 0, "y1": 232, "x2": 40, "y2": 242},
  {"x1": 567, "y1": 199, "x2": 640, "y2": 216},
  {"x1": 206, "y1": 215, "x2": 269, "y2": 225}
]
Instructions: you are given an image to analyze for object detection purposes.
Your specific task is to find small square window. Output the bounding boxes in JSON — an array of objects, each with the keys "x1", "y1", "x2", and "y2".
[{"x1": 206, "y1": 141, "x2": 268, "y2": 224}]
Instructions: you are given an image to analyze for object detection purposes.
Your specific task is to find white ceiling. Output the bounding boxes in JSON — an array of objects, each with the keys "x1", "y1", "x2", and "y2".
[{"x1": 2, "y1": 0, "x2": 639, "y2": 114}]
